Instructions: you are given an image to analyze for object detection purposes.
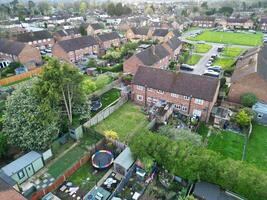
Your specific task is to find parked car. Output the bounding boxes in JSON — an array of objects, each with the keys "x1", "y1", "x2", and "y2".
[
  {"x1": 180, "y1": 64, "x2": 194, "y2": 71},
  {"x1": 217, "y1": 47, "x2": 224, "y2": 52},
  {"x1": 203, "y1": 70, "x2": 220, "y2": 78},
  {"x1": 45, "y1": 48, "x2": 52, "y2": 53},
  {"x1": 206, "y1": 63, "x2": 212, "y2": 67},
  {"x1": 208, "y1": 66, "x2": 221, "y2": 73},
  {"x1": 211, "y1": 54, "x2": 217, "y2": 58},
  {"x1": 197, "y1": 41, "x2": 205, "y2": 44}
]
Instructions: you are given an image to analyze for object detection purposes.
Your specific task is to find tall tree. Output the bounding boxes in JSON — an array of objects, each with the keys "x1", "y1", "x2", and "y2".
[
  {"x1": 28, "y1": 0, "x2": 35, "y2": 16},
  {"x1": 34, "y1": 59, "x2": 87, "y2": 126},
  {"x1": 4, "y1": 83, "x2": 59, "y2": 151},
  {"x1": 79, "y1": 1, "x2": 87, "y2": 15}
]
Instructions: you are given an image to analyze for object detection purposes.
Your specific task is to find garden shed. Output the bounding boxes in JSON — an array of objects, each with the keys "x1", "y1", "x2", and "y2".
[
  {"x1": 1, "y1": 151, "x2": 44, "y2": 184},
  {"x1": 113, "y1": 147, "x2": 134, "y2": 176},
  {"x1": 252, "y1": 102, "x2": 267, "y2": 125}
]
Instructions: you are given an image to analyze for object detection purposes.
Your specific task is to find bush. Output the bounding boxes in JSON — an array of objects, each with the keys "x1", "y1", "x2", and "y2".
[
  {"x1": 235, "y1": 108, "x2": 254, "y2": 127},
  {"x1": 97, "y1": 63, "x2": 123, "y2": 73},
  {"x1": 241, "y1": 93, "x2": 257, "y2": 107},
  {"x1": 0, "y1": 133, "x2": 8, "y2": 158}
]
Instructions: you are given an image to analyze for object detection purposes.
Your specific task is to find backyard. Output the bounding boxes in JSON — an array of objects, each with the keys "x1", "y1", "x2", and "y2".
[
  {"x1": 207, "y1": 131, "x2": 245, "y2": 160},
  {"x1": 188, "y1": 30, "x2": 263, "y2": 46},
  {"x1": 246, "y1": 124, "x2": 267, "y2": 171},
  {"x1": 194, "y1": 43, "x2": 212, "y2": 53},
  {"x1": 94, "y1": 102, "x2": 149, "y2": 143},
  {"x1": 186, "y1": 54, "x2": 202, "y2": 65}
]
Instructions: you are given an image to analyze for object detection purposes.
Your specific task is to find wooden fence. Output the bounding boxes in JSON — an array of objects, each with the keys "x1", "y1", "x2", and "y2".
[
  {"x1": 0, "y1": 67, "x2": 43, "y2": 86},
  {"x1": 83, "y1": 96, "x2": 128, "y2": 128}
]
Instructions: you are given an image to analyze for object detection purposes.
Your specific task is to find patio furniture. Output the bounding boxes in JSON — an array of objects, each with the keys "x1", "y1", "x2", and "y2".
[
  {"x1": 132, "y1": 192, "x2": 141, "y2": 200},
  {"x1": 60, "y1": 185, "x2": 67, "y2": 192}
]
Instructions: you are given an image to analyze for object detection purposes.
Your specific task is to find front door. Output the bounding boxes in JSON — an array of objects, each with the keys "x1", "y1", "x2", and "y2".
[{"x1": 26, "y1": 164, "x2": 34, "y2": 177}]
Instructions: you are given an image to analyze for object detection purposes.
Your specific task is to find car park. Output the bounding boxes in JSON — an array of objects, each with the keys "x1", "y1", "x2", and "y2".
[
  {"x1": 211, "y1": 54, "x2": 217, "y2": 58},
  {"x1": 180, "y1": 64, "x2": 194, "y2": 71}
]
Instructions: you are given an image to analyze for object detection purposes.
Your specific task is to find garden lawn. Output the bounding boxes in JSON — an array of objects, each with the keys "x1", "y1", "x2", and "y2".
[
  {"x1": 208, "y1": 131, "x2": 245, "y2": 160},
  {"x1": 94, "y1": 102, "x2": 149, "y2": 142},
  {"x1": 69, "y1": 163, "x2": 106, "y2": 192},
  {"x1": 194, "y1": 44, "x2": 212, "y2": 53},
  {"x1": 48, "y1": 146, "x2": 86, "y2": 178},
  {"x1": 221, "y1": 47, "x2": 244, "y2": 57},
  {"x1": 212, "y1": 57, "x2": 235, "y2": 70},
  {"x1": 246, "y1": 124, "x2": 267, "y2": 171},
  {"x1": 186, "y1": 54, "x2": 202, "y2": 65},
  {"x1": 188, "y1": 30, "x2": 263, "y2": 46}
]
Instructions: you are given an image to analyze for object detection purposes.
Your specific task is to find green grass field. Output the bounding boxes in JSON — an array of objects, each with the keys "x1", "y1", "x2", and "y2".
[
  {"x1": 186, "y1": 54, "x2": 202, "y2": 65},
  {"x1": 94, "y1": 102, "x2": 149, "y2": 142},
  {"x1": 208, "y1": 131, "x2": 245, "y2": 160},
  {"x1": 194, "y1": 44, "x2": 212, "y2": 53},
  {"x1": 221, "y1": 47, "x2": 244, "y2": 57},
  {"x1": 212, "y1": 57, "x2": 235, "y2": 70},
  {"x1": 188, "y1": 30, "x2": 263, "y2": 46},
  {"x1": 246, "y1": 124, "x2": 267, "y2": 171}
]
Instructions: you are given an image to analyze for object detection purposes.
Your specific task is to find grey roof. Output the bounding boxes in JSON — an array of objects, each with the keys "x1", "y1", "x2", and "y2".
[
  {"x1": 57, "y1": 35, "x2": 98, "y2": 52},
  {"x1": 226, "y1": 18, "x2": 250, "y2": 23},
  {"x1": 193, "y1": 182, "x2": 240, "y2": 200},
  {"x1": 133, "y1": 66, "x2": 219, "y2": 102},
  {"x1": 90, "y1": 23, "x2": 103, "y2": 30},
  {"x1": 114, "y1": 147, "x2": 134, "y2": 170},
  {"x1": 166, "y1": 37, "x2": 183, "y2": 51},
  {"x1": 252, "y1": 102, "x2": 267, "y2": 114},
  {"x1": 257, "y1": 45, "x2": 267, "y2": 81},
  {"x1": 0, "y1": 38, "x2": 26, "y2": 56},
  {"x1": 97, "y1": 32, "x2": 120, "y2": 42},
  {"x1": 131, "y1": 27, "x2": 149, "y2": 35},
  {"x1": 193, "y1": 16, "x2": 215, "y2": 22},
  {"x1": 56, "y1": 28, "x2": 80, "y2": 37},
  {"x1": 1, "y1": 151, "x2": 42, "y2": 176},
  {"x1": 136, "y1": 44, "x2": 170, "y2": 66},
  {"x1": 15, "y1": 30, "x2": 52, "y2": 42},
  {"x1": 152, "y1": 28, "x2": 169, "y2": 37}
]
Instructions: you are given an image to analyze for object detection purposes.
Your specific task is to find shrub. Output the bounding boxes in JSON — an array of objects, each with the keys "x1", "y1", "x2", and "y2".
[
  {"x1": 234, "y1": 108, "x2": 253, "y2": 127},
  {"x1": 0, "y1": 133, "x2": 8, "y2": 158},
  {"x1": 241, "y1": 93, "x2": 257, "y2": 107},
  {"x1": 97, "y1": 63, "x2": 123, "y2": 73}
]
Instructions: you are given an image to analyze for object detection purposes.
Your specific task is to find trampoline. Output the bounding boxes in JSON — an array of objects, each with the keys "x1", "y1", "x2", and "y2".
[
  {"x1": 92, "y1": 150, "x2": 114, "y2": 169},
  {"x1": 91, "y1": 99, "x2": 102, "y2": 112}
]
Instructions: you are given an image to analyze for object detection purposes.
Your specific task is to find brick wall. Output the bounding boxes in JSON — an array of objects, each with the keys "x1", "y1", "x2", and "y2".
[
  {"x1": 18, "y1": 45, "x2": 42, "y2": 65},
  {"x1": 123, "y1": 55, "x2": 143, "y2": 75},
  {"x1": 132, "y1": 84, "x2": 219, "y2": 122},
  {"x1": 52, "y1": 44, "x2": 70, "y2": 62}
]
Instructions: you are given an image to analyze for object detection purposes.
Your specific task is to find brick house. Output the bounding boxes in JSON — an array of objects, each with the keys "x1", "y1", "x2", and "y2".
[
  {"x1": 132, "y1": 66, "x2": 220, "y2": 122},
  {"x1": 152, "y1": 28, "x2": 174, "y2": 42},
  {"x1": 162, "y1": 37, "x2": 183, "y2": 59},
  {"x1": 54, "y1": 28, "x2": 81, "y2": 42},
  {"x1": 123, "y1": 44, "x2": 171, "y2": 75},
  {"x1": 96, "y1": 32, "x2": 121, "y2": 50},
  {"x1": 14, "y1": 30, "x2": 54, "y2": 48},
  {"x1": 126, "y1": 27, "x2": 152, "y2": 41},
  {"x1": 228, "y1": 46, "x2": 267, "y2": 104},
  {"x1": 0, "y1": 38, "x2": 42, "y2": 68},
  {"x1": 259, "y1": 17, "x2": 267, "y2": 31},
  {"x1": 52, "y1": 36, "x2": 99, "y2": 63},
  {"x1": 219, "y1": 18, "x2": 254, "y2": 29},
  {"x1": 86, "y1": 23, "x2": 104, "y2": 35},
  {"x1": 192, "y1": 16, "x2": 216, "y2": 28}
]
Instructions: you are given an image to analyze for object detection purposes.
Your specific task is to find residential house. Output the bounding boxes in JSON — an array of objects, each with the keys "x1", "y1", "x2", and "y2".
[
  {"x1": 152, "y1": 28, "x2": 174, "y2": 42},
  {"x1": 123, "y1": 44, "x2": 171, "y2": 75},
  {"x1": 162, "y1": 37, "x2": 183, "y2": 59},
  {"x1": 54, "y1": 28, "x2": 81, "y2": 42},
  {"x1": 126, "y1": 27, "x2": 152, "y2": 41},
  {"x1": 0, "y1": 38, "x2": 42, "y2": 68},
  {"x1": 86, "y1": 23, "x2": 104, "y2": 35},
  {"x1": 52, "y1": 36, "x2": 99, "y2": 62},
  {"x1": 252, "y1": 102, "x2": 267, "y2": 125},
  {"x1": 193, "y1": 181, "x2": 245, "y2": 200},
  {"x1": 0, "y1": 151, "x2": 44, "y2": 185},
  {"x1": 14, "y1": 30, "x2": 54, "y2": 48},
  {"x1": 219, "y1": 18, "x2": 254, "y2": 29},
  {"x1": 132, "y1": 66, "x2": 220, "y2": 122},
  {"x1": 0, "y1": 178, "x2": 27, "y2": 200},
  {"x1": 228, "y1": 46, "x2": 267, "y2": 104},
  {"x1": 96, "y1": 31, "x2": 121, "y2": 50},
  {"x1": 259, "y1": 17, "x2": 267, "y2": 31},
  {"x1": 192, "y1": 16, "x2": 216, "y2": 28}
]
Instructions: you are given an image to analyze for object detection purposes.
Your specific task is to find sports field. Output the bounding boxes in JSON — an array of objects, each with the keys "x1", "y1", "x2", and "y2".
[{"x1": 188, "y1": 30, "x2": 263, "y2": 46}]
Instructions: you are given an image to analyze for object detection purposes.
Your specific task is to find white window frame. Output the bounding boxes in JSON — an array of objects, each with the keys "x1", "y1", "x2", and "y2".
[
  {"x1": 182, "y1": 106, "x2": 188, "y2": 112},
  {"x1": 195, "y1": 98, "x2": 204, "y2": 105},
  {"x1": 175, "y1": 104, "x2": 181, "y2": 110},
  {"x1": 137, "y1": 95, "x2": 143, "y2": 101},
  {"x1": 184, "y1": 96, "x2": 190, "y2": 100},
  {"x1": 137, "y1": 85, "x2": 144, "y2": 91},
  {"x1": 157, "y1": 90, "x2": 164, "y2": 94},
  {"x1": 147, "y1": 88, "x2": 153, "y2": 92},
  {"x1": 171, "y1": 93, "x2": 179, "y2": 98},
  {"x1": 147, "y1": 97, "x2": 152, "y2": 103},
  {"x1": 193, "y1": 109, "x2": 202, "y2": 117}
]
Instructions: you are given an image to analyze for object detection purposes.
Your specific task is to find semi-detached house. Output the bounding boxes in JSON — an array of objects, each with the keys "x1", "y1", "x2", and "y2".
[
  {"x1": 132, "y1": 66, "x2": 220, "y2": 122},
  {"x1": 96, "y1": 31, "x2": 121, "y2": 50},
  {"x1": 123, "y1": 44, "x2": 171, "y2": 75},
  {"x1": 52, "y1": 36, "x2": 99, "y2": 63}
]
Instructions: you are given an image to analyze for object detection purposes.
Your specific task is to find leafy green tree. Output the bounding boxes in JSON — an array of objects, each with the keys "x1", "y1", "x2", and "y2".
[
  {"x1": 234, "y1": 108, "x2": 253, "y2": 127},
  {"x1": 79, "y1": 25, "x2": 87, "y2": 36},
  {"x1": 83, "y1": 78, "x2": 97, "y2": 95},
  {"x1": 34, "y1": 59, "x2": 86, "y2": 126},
  {"x1": 218, "y1": 7, "x2": 234, "y2": 16},
  {"x1": 38, "y1": 1, "x2": 52, "y2": 15},
  {"x1": 28, "y1": 0, "x2": 36, "y2": 15},
  {"x1": 87, "y1": 59, "x2": 97, "y2": 68},
  {"x1": 241, "y1": 93, "x2": 257, "y2": 107},
  {"x1": 95, "y1": 74, "x2": 111, "y2": 89},
  {"x1": 4, "y1": 83, "x2": 59, "y2": 151},
  {"x1": 79, "y1": 1, "x2": 87, "y2": 14},
  {"x1": 0, "y1": 133, "x2": 8, "y2": 158}
]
